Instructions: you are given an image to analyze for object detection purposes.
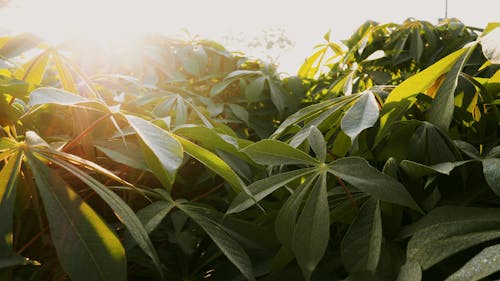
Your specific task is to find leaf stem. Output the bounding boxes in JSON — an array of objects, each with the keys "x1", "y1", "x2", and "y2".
[{"x1": 62, "y1": 112, "x2": 112, "y2": 152}]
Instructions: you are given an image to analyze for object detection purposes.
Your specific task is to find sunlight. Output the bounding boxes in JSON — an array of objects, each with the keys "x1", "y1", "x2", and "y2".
[{"x1": 3, "y1": 0, "x2": 172, "y2": 43}]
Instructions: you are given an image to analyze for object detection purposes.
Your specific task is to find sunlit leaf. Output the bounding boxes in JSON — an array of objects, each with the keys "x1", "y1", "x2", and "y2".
[
  {"x1": 126, "y1": 115, "x2": 183, "y2": 189},
  {"x1": 26, "y1": 152, "x2": 126, "y2": 281},
  {"x1": 341, "y1": 90, "x2": 380, "y2": 142}
]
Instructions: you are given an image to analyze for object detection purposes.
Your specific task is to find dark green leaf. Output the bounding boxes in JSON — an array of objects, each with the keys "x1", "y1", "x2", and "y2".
[
  {"x1": 292, "y1": 173, "x2": 329, "y2": 281},
  {"x1": 341, "y1": 199, "x2": 382, "y2": 273},
  {"x1": 179, "y1": 204, "x2": 255, "y2": 281},
  {"x1": 328, "y1": 157, "x2": 420, "y2": 211}
]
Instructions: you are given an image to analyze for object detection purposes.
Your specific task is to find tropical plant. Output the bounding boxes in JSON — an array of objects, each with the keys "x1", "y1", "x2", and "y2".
[{"x1": 0, "y1": 18, "x2": 498, "y2": 281}]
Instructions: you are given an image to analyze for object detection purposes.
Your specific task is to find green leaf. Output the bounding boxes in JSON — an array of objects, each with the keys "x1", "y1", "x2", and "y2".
[
  {"x1": 210, "y1": 78, "x2": 236, "y2": 97},
  {"x1": 174, "y1": 125, "x2": 254, "y2": 163},
  {"x1": 400, "y1": 160, "x2": 473, "y2": 178},
  {"x1": 377, "y1": 47, "x2": 470, "y2": 143},
  {"x1": 52, "y1": 52, "x2": 78, "y2": 93},
  {"x1": 400, "y1": 207, "x2": 500, "y2": 269},
  {"x1": 341, "y1": 199, "x2": 382, "y2": 273},
  {"x1": 29, "y1": 87, "x2": 90, "y2": 107},
  {"x1": 267, "y1": 78, "x2": 290, "y2": 116},
  {"x1": 95, "y1": 141, "x2": 149, "y2": 171},
  {"x1": 271, "y1": 95, "x2": 357, "y2": 138},
  {"x1": 292, "y1": 173, "x2": 329, "y2": 281},
  {"x1": 308, "y1": 126, "x2": 326, "y2": 162},
  {"x1": 341, "y1": 91, "x2": 380, "y2": 142},
  {"x1": 328, "y1": 157, "x2": 421, "y2": 211},
  {"x1": 126, "y1": 115, "x2": 183, "y2": 189},
  {"x1": 243, "y1": 139, "x2": 319, "y2": 166},
  {"x1": 179, "y1": 204, "x2": 255, "y2": 281},
  {"x1": 445, "y1": 244, "x2": 500, "y2": 281},
  {"x1": 483, "y1": 158, "x2": 500, "y2": 196},
  {"x1": 0, "y1": 151, "x2": 23, "y2": 257},
  {"x1": 15, "y1": 51, "x2": 50, "y2": 85},
  {"x1": 427, "y1": 46, "x2": 475, "y2": 131},
  {"x1": 396, "y1": 261, "x2": 422, "y2": 281},
  {"x1": 136, "y1": 200, "x2": 175, "y2": 234},
  {"x1": 399, "y1": 206, "x2": 500, "y2": 238},
  {"x1": 245, "y1": 76, "x2": 265, "y2": 102},
  {"x1": 275, "y1": 174, "x2": 318, "y2": 246},
  {"x1": 227, "y1": 168, "x2": 317, "y2": 214},
  {"x1": 40, "y1": 153, "x2": 164, "y2": 279},
  {"x1": 228, "y1": 103, "x2": 249, "y2": 124},
  {"x1": 174, "y1": 135, "x2": 247, "y2": 194},
  {"x1": 25, "y1": 152, "x2": 126, "y2": 281}
]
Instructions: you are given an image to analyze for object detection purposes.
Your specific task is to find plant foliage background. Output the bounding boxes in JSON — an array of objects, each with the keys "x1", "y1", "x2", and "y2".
[{"x1": 0, "y1": 18, "x2": 499, "y2": 281}]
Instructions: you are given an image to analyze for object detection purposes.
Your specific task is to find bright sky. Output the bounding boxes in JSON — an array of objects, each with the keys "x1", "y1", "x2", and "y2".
[{"x1": 0, "y1": 0, "x2": 499, "y2": 73}]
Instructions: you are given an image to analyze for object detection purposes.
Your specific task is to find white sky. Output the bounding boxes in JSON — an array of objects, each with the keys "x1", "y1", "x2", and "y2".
[{"x1": 0, "y1": 0, "x2": 499, "y2": 73}]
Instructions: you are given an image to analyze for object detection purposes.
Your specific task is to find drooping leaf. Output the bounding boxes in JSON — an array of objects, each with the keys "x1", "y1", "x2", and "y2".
[
  {"x1": 126, "y1": 115, "x2": 183, "y2": 189},
  {"x1": 341, "y1": 199, "x2": 382, "y2": 273},
  {"x1": 445, "y1": 244, "x2": 500, "y2": 281},
  {"x1": 328, "y1": 157, "x2": 421, "y2": 211},
  {"x1": 243, "y1": 139, "x2": 319, "y2": 166},
  {"x1": 292, "y1": 173, "x2": 329, "y2": 281},
  {"x1": 341, "y1": 90, "x2": 380, "y2": 142},
  {"x1": 179, "y1": 204, "x2": 255, "y2": 281},
  {"x1": 26, "y1": 152, "x2": 126, "y2": 281}
]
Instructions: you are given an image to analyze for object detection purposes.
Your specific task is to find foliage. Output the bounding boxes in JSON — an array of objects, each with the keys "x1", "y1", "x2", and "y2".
[{"x1": 0, "y1": 18, "x2": 499, "y2": 281}]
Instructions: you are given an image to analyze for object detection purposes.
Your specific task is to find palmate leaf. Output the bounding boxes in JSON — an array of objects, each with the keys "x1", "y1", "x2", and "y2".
[
  {"x1": 292, "y1": 173, "x2": 329, "y2": 281},
  {"x1": 25, "y1": 152, "x2": 126, "y2": 281},
  {"x1": 178, "y1": 204, "x2": 255, "y2": 281},
  {"x1": 341, "y1": 199, "x2": 382, "y2": 274}
]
